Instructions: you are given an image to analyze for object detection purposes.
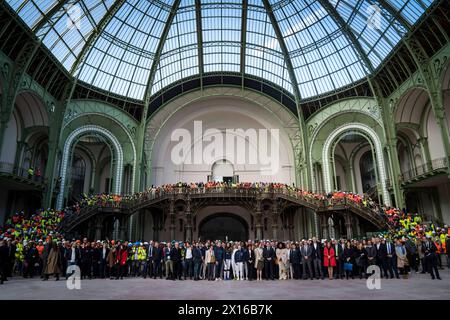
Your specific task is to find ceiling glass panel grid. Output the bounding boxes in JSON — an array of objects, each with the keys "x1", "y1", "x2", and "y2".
[
  {"x1": 6, "y1": 0, "x2": 60, "y2": 30},
  {"x1": 77, "y1": 0, "x2": 172, "y2": 100},
  {"x1": 5, "y1": 0, "x2": 435, "y2": 102},
  {"x1": 245, "y1": 3, "x2": 293, "y2": 92},
  {"x1": 271, "y1": 0, "x2": 367, "y2": 98},
  {"x1": 201, "y1": 0, "x2": 242, "y2": 73},
  {"x1": 152, "y1": 0, "x2": 198, "y2": 95}
]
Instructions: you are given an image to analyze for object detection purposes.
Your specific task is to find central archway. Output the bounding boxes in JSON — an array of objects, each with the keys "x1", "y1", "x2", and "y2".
[{"x1": 198, "y1": 213, "x2": 248, "y2": 242}]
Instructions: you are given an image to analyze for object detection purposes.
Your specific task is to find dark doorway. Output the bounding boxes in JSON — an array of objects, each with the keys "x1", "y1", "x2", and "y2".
[{"x1": 199, "y1": 213, "x2": 248, "y2": 242}]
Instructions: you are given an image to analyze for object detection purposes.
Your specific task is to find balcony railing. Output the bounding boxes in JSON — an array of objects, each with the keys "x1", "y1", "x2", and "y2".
[
  {"x1": 401, "y1": 157, "x2": 449, "y2": 183},
  {"x1": 0, "y1": 162, "x2": 46, "y2": 185}
]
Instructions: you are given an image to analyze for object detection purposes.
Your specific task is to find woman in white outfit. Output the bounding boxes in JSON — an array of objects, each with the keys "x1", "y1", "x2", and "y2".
[
  {"x1": 276, "y1": 242, "x2": 288, "y2": 280},
  {"x1": 231, "y1": 243, "x2": 238, "y2": 280}
]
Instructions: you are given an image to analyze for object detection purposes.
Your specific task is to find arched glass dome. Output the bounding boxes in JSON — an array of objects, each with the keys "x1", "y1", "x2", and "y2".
[{"x1": 7, "y1": 0, "x2": 433, "y2": 100}]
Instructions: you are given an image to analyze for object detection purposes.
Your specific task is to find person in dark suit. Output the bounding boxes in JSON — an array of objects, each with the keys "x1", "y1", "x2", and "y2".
[
  {"x1": 343, "y1": 242, "x2": 355, "y2": 280},
  {"x1": 92, "y1": 242, "x2": 101, "y2": 279},
  {"x1": 245, "y1": 244, "x2": 255, "y2": 280},
  {"x1": 152, "y1": 242, "x2": 163, "y2": 279},
  {"x1": 384, "y1": 239, "x2": 399, "y2": 279},
  {"x1": 333, "y1": 239, "x2": 345, "y2": 279},
  {"x1": 374, "y1": 237, "x2": 385, "y2": 277},
  {"x1": 311, "y1": 237, "x2": 324, "y2": 280},
  {"x1": 214, "y1": 242, "x2": 224, "y2": 280},
  {"x1": 301, "y1": 241, "x2": 313, "y2": 280},
  {"x1": 143, "y1": 241, "x2": 154, "y2": 279},
  {"x1": 289, "y1": 243, "x2": 301, "y2": 279},
  {"x1": 23, "y1": 241, "x2": 39, "y2": 278},
  {"x1": 263, "y1": 241, "x2": 275, "y2": 280},
  {"x1": 423, "y1": 236, "x2": 441, "y2": 280},
  {"x1": 81, "y1": 242, "x2": 94, "y2": 280},
  {"x1": 170, "y1": 242, "x2": 182, "y2": 280},
  {"x1": 192, "y1": 243, "x2": 203, "y2": 281}
]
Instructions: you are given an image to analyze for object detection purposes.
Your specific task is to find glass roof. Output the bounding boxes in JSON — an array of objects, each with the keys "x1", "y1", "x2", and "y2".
[{"x1": 7, "y1": 0, "x2": 434, "y2": 101}]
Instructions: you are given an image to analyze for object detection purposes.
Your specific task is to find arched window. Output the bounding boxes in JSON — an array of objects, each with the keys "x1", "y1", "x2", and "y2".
[
  {"x1": 359, "y1": 151, "x2": 376, "y2": 193},
  {"x1": 211, "y1": 159, "x2": 234, "y2": 183},
  {"x1": 69, "y1": 154, "x2": 86, "y2": 202}
]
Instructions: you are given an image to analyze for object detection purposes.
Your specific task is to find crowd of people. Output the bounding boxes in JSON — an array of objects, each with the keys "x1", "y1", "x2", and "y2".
[
  {"x1": 0, "y1": 181, "x2": 449, "y2": 285},
  {"x1": 0, "y1": 235, "x2": 448, "y2": 285},
  {"x1": 76, "y1": 182, "x2": 381, "y2": 213},
  {"x1": 0, "y1": 209, "x2": 64, "y2": 242}
]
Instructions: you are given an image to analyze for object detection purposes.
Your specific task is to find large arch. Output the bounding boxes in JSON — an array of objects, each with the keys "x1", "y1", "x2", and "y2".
[
  {"x1": 145, "y1": 88, "x2": 299, "y2": 187},
  {"x1": 62, "y1": 109, "x2": 137, "y2": 194},
  {"x1": 56, "y1": 125, "x2": 124, "y2": 210},
  {"x1": 322, "y1": 123, "x2": 390, "y2": 206}
]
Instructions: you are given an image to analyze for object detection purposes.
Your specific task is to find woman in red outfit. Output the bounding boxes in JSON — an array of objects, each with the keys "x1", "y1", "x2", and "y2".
[
  {"x1": 323, "y1": 242, "x2": 337, "y2": 280},
  {"x1": 115, "y1": 244, "x2": 128, "y2": 280}
]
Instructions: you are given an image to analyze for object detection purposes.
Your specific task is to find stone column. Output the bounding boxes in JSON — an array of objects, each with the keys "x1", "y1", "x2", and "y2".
[
  {"x1": 184, "y1": 198, "x2": 192, "y2": 242},
  {"x1": 418, "y1": 137, "x2": 432, "y2": 171},
  {"x1": 320, "y1": 214, "x2": 329, "y2": 240},
  {"x1": 271, "y1": 201, "x2": 279, "y2": 241},
  {"x1": 255, "y1": 198, "x2": 262, "y2": 241},
  {"x1": 94, "y1": 216, "x2": 103, "y2": 240},
  {"x1": 119, "y1": 216, "x2": 128, "y2": 241},
  {"x1": 169, "y1": 198, "x2": 176, "y2": 240},
  {"x1": 344, "y1": 213, "x2": 353, "y2": 240}
]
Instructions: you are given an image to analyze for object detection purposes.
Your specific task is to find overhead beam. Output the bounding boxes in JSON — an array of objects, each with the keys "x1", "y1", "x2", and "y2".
[
  {"x1": 195, "y1": 0, "x2": 204, "y2": 77},
  {"x1": 240, "y1": 0, "x2": 248, "y2": 75}
]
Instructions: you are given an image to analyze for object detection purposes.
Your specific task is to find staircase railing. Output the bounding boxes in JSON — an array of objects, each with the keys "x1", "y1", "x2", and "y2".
[{"x1": 63, "y1": 188, "x2": 389, "y2": 231}]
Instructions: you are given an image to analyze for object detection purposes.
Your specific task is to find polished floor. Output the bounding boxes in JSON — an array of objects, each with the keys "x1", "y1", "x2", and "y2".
[{"x1": 1, "y1": 269, "x2": 449, "y2": 300}]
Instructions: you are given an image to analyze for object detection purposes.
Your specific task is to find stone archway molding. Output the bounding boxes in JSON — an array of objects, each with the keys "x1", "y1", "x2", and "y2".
[
  {"x1": 56, "y1": 125, "x2": 124, "y2": 210},
  {"x1": 322, "y1": 123, "x2": 391, "y2": 206}
]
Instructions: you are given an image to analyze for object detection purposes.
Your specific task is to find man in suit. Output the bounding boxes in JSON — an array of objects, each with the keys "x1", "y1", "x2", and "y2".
[
  {"x1": 423, "y1": 236, "x2": 441, "y2": 280},
  {"x1": 301, "y1": 240, "x2": 313, "y2": 280},
  {"x1": 374, "y1": 237, "x2": 385, "y2": 278},
  {"x1": 289, "y1": 243, "x2": 301, "y2": 279},
  {"x1": 333, "y1": 239, "x2": 345, "y2": 279},
  {"x1": 404, "y1": 236, "x2": 418, "y2": 272},
  {"x1": 377, "y1": 238, "x2": 390, "y2": 279},
  {"x1": 152, "y1": 241, "x2": 163, "y2": 279},
  {"x1": 263, "y1": 241, "x2": 275, "y2": 280},
  {"x1": 192, "y1": 243, "x2": 203, "y2": 281},
  {"x1": 164, "y1": 242, "x2": 173, "y2": 280},
  {"x1": 214, "y1": 241, "x2": 224, "y2": 280},
  {"x1": 245, "y1": 244, "x2": 254, "y2": 280},
  {"x1": 171, "y1": 242, "x2": 182, "y2": 280},
  {"x1": 385, "y1": 238, "x2": 399, "y2": 279},
  {"x1": 143, "y1": 241, "x2": 153, "y2": 279},
  {"x1": 311, "y1": 237, "x2": 324, "y2": 280}
]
